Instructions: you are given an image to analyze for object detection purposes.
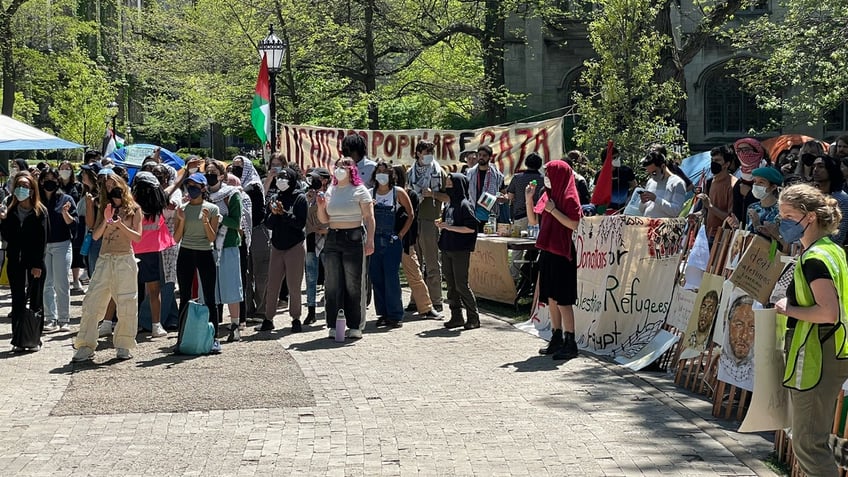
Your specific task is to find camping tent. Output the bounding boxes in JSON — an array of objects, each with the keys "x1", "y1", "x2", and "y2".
[{"x1": 0, "y1": 115, "x2": 83, "y2": 150}]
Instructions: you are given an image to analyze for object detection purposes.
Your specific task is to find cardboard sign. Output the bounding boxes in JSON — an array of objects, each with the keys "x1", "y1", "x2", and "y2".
[
  {"x1": 729, "y1": 235, "x2": 786, "y2": 304},
  {"x1": 739, "y1": 308, "x2": 792, "y2": 432},
  {"x1": 469, "y1": 237, "x2": 517, "y2": 304}
]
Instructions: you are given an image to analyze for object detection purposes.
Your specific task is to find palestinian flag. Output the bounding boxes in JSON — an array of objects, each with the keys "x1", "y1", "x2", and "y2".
[{"x1": 251, "y1": 54, "x2": 271, "y2": 144}]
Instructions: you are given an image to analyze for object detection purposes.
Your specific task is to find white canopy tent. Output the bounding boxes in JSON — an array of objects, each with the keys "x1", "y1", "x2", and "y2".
[{"x1": 0, "y1": 114, "x2": 83, "y2": 150}]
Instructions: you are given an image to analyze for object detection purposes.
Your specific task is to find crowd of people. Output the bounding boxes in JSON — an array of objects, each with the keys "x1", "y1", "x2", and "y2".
[{"x1": 3, "y1": 132, "x2": 848, "y2": 475}]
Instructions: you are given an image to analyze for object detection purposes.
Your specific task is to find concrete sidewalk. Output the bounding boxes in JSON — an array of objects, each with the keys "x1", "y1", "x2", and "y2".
[{"x1": 0, "y1": 287, "x2": 778, "y2": 476}]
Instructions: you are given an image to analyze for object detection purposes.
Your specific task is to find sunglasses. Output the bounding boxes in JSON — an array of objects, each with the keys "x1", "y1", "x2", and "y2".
[{"x1": 802, "y1": 153, "x2": 817, "y2": 166}]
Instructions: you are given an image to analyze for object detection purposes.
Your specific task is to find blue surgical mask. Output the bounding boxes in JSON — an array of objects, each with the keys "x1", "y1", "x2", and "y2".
[
  {"x1": 779, "y1": 217, "x2": 808, "y2": 244},
  {"x1": 14, "y1": 186, "x2": 30, "y2": 202}
]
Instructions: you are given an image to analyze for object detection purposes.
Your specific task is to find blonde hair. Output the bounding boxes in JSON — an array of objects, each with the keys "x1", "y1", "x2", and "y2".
[
  {"x1": 98, "y1": 173, "x2": 138, "y2": 219},
  {"x1": 779, "y1": 183, "x2": 842, "y2": 235}
]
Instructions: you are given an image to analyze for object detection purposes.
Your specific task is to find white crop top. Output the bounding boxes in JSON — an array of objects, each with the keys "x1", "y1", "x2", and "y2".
[{"x1": 325, "y1": 184, "x2": 372, "y2": 222}]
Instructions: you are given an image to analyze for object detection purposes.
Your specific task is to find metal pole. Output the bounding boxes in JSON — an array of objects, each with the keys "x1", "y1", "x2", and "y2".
[{"x1": 269, "y1": 71, "x2": 276, "y2": 155}]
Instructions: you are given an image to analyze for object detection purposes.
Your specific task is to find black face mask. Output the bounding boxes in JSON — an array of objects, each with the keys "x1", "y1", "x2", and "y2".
[
  {"x1": 308, "y1": 175, "x2": 323, "y2": 190},
  {"x1": 205, "y1": 174, "x2": 219, "y2": 187},
  {"x1": 231, "y1": 166, "x2": 243, "y2": 178},
  {"x1": 42, "y1": 180, "x2": 58, "y2": 192},
  {"x1": 108, "y1": 187, "x2": 123, "y2": 200},
  {"x1": 710, "y1": 161, "x2": 723, "y2": 175}
]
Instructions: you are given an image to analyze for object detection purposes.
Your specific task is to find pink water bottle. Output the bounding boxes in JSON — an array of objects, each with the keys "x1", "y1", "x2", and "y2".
[{"x1": 335, "y1": 310, "x2": 346, "y2": 342}]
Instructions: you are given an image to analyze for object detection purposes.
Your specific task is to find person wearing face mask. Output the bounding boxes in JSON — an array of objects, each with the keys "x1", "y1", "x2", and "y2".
[
  {"x1": 57, "y1": 161, "x2": 86, "y2": 292},
  {"x1": 745, "y1": 167, "x2": 784, "y2": 247},
  {"x1": 809, "y1": 154, "x2": 848, "y2": 247},
  {"x1": 637, "y1": 151, "x2": 687, "y2": 218},
  {"x1": 466, "y1": 145, "x2": 505, "y2": 229},
  {"x1": 72, "y1": 173, "x2": 143, "y2": 361},
  {"x1": 696, "y1": 145, "x2": 737, "y2": 247},
  {"x1": 730, "y1": 138, "x2": 769, "y2": 230},
  {"x1": 773, "y1": 183, "x2": 848, "y2": 477},
  {"x1": 437, "y1": 173, "x2": 480, "y2": 330},
  {"x1": 263, "y1": 153, "x2": 287, "y2": 194},
  {"x1": 303, "y1": 167, "x2": 331, "y2": 325},
  {"x1": 317, "y1": 157, "x2": 375, "y2": 340},
  {"x1": 204, "y1": 159, "x2": 244, "y2": 343},
  {"x1": 342, "y1": 133, "x2": 376, "y2": 188},
  {"x1": 253, "y1": 167, "x2": 308, "y2": 333},
  {"x1": 407, "y1": 140, "x2": 449, "y2": 313},
  {"x1": 39, "y1": 168, "x2": 78, "y2": 333},
  {"x1": 230, "y1": 156, "x2": 269, "y2": 324},
  {"x1": 0, "y1": 172, "x2": 48, "y2": 352},
  {"x1": 173, "y1": 173, "x2": 222, "y2": 353},
  {"x1": 368, "y1": 161, "x2": 415, "y2": 328}
]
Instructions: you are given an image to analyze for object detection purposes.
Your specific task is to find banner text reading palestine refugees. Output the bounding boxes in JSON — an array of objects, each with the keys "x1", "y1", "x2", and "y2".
[{"x1": 276, "y1": 117, "x2": 564, "y2": 179}]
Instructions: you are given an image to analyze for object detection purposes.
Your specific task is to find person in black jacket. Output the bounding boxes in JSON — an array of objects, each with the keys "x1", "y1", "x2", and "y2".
[
  {"x1": 0, "y1": 171, "x2": 48, "y2": 351},
  {"x1": 256, "y1": 167, "x2": 308, "y2": 333},
  {"x1": 438, "y1": 173, "x2": 480, "y2": 330},
  {"x1": 39, "y1": 168, "x2": 78, "y2": 332}
]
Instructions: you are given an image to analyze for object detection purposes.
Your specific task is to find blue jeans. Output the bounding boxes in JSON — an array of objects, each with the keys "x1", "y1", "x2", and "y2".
[
  {"x1": 44, "y1": 240, "x2": 72, "y2": 324},
  {"x1": 87, "y1": 238, "x2": 102, "y2": 277},
  {"x1": 369, "y1": 236, "x2": 403, "y2": 321},
  {"x1": 305, "y1": 251, "x2": 319, "y2": 307}
]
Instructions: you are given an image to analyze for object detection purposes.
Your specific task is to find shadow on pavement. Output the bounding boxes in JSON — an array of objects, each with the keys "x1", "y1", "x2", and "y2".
[
  {"x1": 286, "y1": 335, "x2": 360, "y2": 351},
  {"x1": 415, "y1": 327, "x2": 464, "y2": 338},
  {"x1": 499, "y1": 354, "x2": 574, "y2": 372}
]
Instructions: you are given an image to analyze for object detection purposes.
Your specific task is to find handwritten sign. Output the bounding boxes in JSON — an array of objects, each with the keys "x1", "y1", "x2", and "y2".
[
  {"x1": 739, "y1": 308, "x2": 792, "y2": 432},
  {"x1": 729, "y1": 235, "x2": 786, "y2": 304},
  {"x1": 666, "y1": 286, "x2": 696, "y2": 331},
  {"x1": 277, "y1": 117, "x2": 564, "y2": 181},
  {"x1": 469, "y1": 237, "x2": 517, "y2": 304}
]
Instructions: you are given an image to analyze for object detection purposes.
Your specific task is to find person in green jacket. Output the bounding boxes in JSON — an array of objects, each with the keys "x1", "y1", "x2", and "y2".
[{"x1": 775, "y1": 183, "x2": 848, "y2": 477}]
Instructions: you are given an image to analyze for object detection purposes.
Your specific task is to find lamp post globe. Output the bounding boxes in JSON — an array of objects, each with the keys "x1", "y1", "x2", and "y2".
[{"x1": 257, "y1": 25, "x2": 287, "y2": 154}]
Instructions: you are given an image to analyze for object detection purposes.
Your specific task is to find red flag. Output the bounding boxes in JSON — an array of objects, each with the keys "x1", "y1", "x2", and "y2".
[
  {"x1": 691, "y1": 167, "x2": 707, "y2": 209},
  {"x1": 591, "y1": 140, "x2": 615, "y2": 212}
]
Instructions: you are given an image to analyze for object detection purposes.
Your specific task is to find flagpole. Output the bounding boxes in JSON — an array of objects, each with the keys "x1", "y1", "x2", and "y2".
[{"x1": 269, "y1": 72, "x2": 276, "y2": 154}]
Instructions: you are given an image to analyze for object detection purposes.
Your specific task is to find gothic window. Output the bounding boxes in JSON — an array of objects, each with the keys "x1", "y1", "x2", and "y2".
[
  {"x1": 825, "y1": 101, "x2": 848, "y2": 133},
  {"x1": 704, "y1": 72, "x2": 773, "y2": 135}
]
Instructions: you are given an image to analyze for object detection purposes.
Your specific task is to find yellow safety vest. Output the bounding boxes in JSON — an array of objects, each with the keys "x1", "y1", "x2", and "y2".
[{"x1": 783, "y1": 237, "x2": 848, "y2": 391}]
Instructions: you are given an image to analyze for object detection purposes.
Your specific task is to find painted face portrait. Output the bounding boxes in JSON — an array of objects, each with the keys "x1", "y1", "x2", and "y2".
[
  {"x1": 728, "y1": 300, "x2": 755, "y2": 360},
  {"x1": 697, "y1": 291, "x2": 719, "y2": 333}
]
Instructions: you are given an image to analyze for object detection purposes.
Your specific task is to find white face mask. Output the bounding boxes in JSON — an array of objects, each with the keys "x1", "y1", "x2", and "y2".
[
  {"x1": 59, "y1": 170, "x2": 72, "y2": 181},
  {"x1": 272, "y1": 166, "x2": 283, "y2": 174},
  {"x1": 422, "y1": 154, "x2": 434, "y2": 165},
  {"x1": 751, "y1": 184, "x2": 769, "y2": 200},
  {"x1": 276, "y1": 178, "x2": 290, "y2": 192},
  {"x1": 188, "y1": 167, "x2": 198, "y2": 174},
  {"x1": 334, "y1": 168, "x2": 348, "y2": 181},
  {"x1": 544, "y1": 176, "x2": 552, "y2": 189},
  {"x1": 612, "y1": 158, "x2": 621, "y2": 168},
  {"x1": 375, "y1": 173, "x2": 389, "y2": 185}
]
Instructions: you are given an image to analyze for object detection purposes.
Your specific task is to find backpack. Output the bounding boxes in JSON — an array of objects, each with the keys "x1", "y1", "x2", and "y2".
[{"x1": 177, "y1": 301, "x2": 214, "y2": 355}]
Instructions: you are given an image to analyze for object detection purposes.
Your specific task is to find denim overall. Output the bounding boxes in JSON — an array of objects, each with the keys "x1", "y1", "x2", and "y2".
[{"x1": 369, "y1": 189, "x2": 404, "y2": 322}]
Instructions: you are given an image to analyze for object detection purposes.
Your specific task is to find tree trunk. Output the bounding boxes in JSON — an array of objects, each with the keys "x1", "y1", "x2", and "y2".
[
  {"x1": 1, "y1": 18, "x2": 15, "y2": 116},
  {"x1": 482, "y1": 0, "x2": 506, "y2": 124},
  {"x1": 364, "y1": 0, "x2": 379, "y2": 129}
]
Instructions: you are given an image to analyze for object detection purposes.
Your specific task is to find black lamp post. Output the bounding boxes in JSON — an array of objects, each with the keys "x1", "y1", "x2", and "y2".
[
  {"x1": 257, "y1": 25, "x2": 286, "y2": 154},
  {"x1": 107, "y1": 101, "x2": 118, "y2": 136}
]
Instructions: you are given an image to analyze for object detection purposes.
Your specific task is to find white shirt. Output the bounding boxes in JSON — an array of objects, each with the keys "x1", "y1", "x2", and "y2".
[{"x1": 640, "y1": 172, "x2": 687, "y2": 218}]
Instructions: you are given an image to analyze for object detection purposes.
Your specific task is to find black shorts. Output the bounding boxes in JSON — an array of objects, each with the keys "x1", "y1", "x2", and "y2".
[
  {"x1": 537, "y1": 249, "x2": 577, "y2": 306},
  {"x1": 136, "y1": 252, "x2": 161, "y2": 283}
]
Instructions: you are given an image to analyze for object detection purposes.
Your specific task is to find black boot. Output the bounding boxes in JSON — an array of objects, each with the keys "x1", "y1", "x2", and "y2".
[
  {"x1": 291, "y1": 319, "x2": 302, "y2": 333},
  {"x1": 303, "y1": 307, "x2": 316, "y2": 326},
  {"x1": 553, "y1": 331, "x2": 579, "y2": 360},
  {"x1": 539, "y1": 329, "x2": 563, "y2": 355},
  {"x1": 254, "y1": 319, "x2": 274, "y2": 332},
  {"x1": 463, "y1": 315, "x2": 480, "y2": 330},
  {"x1": 444, "y1": 309, "x2": 465, "y2": 329}
]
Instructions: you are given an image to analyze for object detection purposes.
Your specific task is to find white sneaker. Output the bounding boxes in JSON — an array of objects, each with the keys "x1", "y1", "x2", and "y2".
[
  {"x1": 71, "y1": 280, "x2": 83, "y2": 291},
  {"x1": 43, "y1": 320, "x2": 59, "y2": 333},
  {"x1": 151, "y1": 323, "x2": 167, "y2": 337},
  {"x1": 98, "y1": 320, "x2": 114, "y2": 337},
  {"x1": 347, "y1": 328, "x2": 363, "y2": 339},
  {"x1": 328, "y1": 328, "x2": 336, "y2": 339},
  {"x1": 210, "y1": 340, "x2": 222, "y2": 354},
  {"x1": 59, "y1": 322, "x2": 71, "y2": 332},
  {"x1": 72, "y1": 346, "x2": 94, "y2": 362},
  {"x1": 116, "y1": 348, "x2": 132, "y2": 360}
]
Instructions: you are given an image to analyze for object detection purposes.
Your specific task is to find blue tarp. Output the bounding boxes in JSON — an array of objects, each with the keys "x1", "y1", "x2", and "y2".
[
  {"x1": 680, "y1": 151, "x2": 711, "y2": 185},
  {"x1": 107, "y1": 144, "x2": 185, "y2": 181}
]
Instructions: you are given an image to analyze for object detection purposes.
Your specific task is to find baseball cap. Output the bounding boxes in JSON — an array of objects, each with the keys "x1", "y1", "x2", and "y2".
[{"x1": 186, "y1": 172, "x2": 207, "y2": 185}]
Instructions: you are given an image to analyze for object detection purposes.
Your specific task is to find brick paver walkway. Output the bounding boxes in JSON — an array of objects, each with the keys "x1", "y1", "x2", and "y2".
[{"x1": 0, "y1": 288, "x2": 777, "y2": 476}]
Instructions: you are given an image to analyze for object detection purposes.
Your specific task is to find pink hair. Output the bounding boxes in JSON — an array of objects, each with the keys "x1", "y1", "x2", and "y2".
[
  {"x1": 332, "y1": 157, "x2": 363, "y2": 186},
  {"x1": 226, "y1": 173, "x2": 241, "y2": 187}
]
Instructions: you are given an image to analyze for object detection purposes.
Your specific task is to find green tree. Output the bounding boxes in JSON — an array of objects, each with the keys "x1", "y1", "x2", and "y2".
[{"x1": 572, "y1": 0, "x2": 684, "y2": 162}]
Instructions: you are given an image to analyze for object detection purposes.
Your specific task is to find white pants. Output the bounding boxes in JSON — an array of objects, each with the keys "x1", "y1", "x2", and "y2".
[{"x1": 75, "y1": 253, "x2": 138, "y2": 350}]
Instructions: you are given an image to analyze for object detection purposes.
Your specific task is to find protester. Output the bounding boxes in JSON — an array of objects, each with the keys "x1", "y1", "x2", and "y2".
[
  {"x1": 149, "y1": 163, "x2": 181, "y2": 330},
  {"x1": 466, "y1": 145, "x2": 505, "y2": 227},
  {"x1": 303, "y1": 168, "x2": 330, "y2": 326},
  {"x1": 232, "y1": 156, "x2": 267, "y2": 324},
  {"x1": 58, "y1": 161, "x2": 86, "y2": 291},
  {"x1": 256, "y1": 167, "x2": 307, "y2": 333},
  {"x1": 774, "y1": 183, "x2": 848, "y2": 477},
  {"x1": 459, "y1": 149, "x2": 477, "y2": 174},
  {"x1": 72, "y1": 173, "x2": 142, "y2": 361},
  {"x1": 395, "y1": 164, "x2": 440, "y2": 319},
  {"x1": 369, "y1": 161, "x2": 414, "y2": 328},
  {"x1": 131, "y1": 172, "x2": 174, "y2": 338},
  {"x1": 316, "y1": 157, "x2": 374, "y2": 339},
  {"x1": 173, "y1": 173, "x2": 222, "y2": 353},
  {"x1": 732, "y1": 138, "x2": 768, "y2": 229},
  {"x1": 597, "y1": 147, "x2": 636, "y2": 211},
  {"x1": 438, "y1": 173, "x2": 480, "y2": 330},
  {"x1": 39, "y1": 168, "x2": 77, "y2": 332},
  {"x1": 507, "y1": 152, "x2": 545, "y2": 231},
  {"x1": 407, "y1": 140, "x2": 448, "y2": 313},
  {"x1": 564, "y1": 150, "x2": 592, "y2": 204},
  {"x1": 224, "y1": 172, "x2": 252, "y2": 330},
  {"x1": 746, "y1": 167, "x2": 783, "y2": 245},
  {"x1": 795, "y1": 139, "x2": 826, "y2": 182},
  {"x1": 697, "y1": 145, "x2": 736, "y2": 247},
  {"x1": 204, "y1": 160, "x2": 244, "y2": 342},
  {"x1": 831, "y1": 134, "x2": 848, "y2": 160},
  {"x1": 528, "y1": 160, "x2": 582, "y2": 360},
  {"x1": 342, "y1": 133, "x2": 376, "y2": 188},
  {"x1": 810, "y1": 154, "x2": 848, "y2": 246},
  {"x1": 1, "y1": 172, "x2": 47, "y2": 352},
  {"x1": 638, "y1": 151, "x2": 687, "y2": 218},
  {"x1": 263, "y1": 153, "x2": 286, "y2": 194}
]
